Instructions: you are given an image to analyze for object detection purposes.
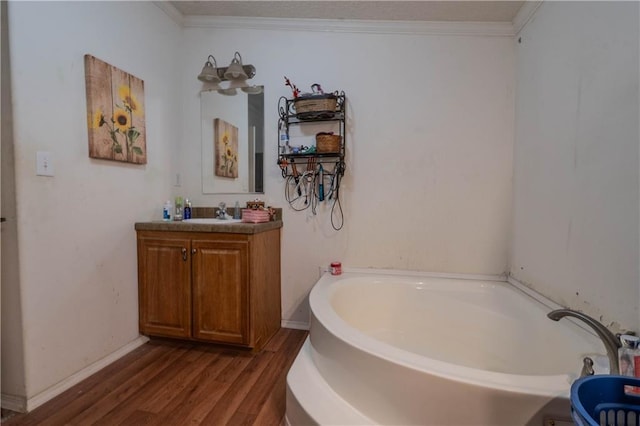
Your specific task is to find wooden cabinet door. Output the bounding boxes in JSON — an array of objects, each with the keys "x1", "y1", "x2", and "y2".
[
  {"x1": 138, "y1": 234, "x2": 191, "y2": 338},
  {"x1": 191, "y1": 238, "x2": 249, "y2": 344}
]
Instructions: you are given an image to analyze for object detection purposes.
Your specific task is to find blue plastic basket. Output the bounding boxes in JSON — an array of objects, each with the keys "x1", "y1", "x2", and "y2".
[{"x1": 571, "y1": 375, "x2": 640, "y2": 425}]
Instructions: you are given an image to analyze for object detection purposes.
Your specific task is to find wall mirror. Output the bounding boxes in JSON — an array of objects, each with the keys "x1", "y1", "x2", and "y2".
[{"x1": 201, "y1": 87, "x2": 264, "y2": 194}]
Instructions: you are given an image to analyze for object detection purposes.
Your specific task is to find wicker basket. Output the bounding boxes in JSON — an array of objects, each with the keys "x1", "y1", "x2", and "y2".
[
  {"x1": 294, "y1": 94, "x2": 337, "y2": 119},
  {"x1": 316, "y1": 133, "x2": 342, "y2": 153}
]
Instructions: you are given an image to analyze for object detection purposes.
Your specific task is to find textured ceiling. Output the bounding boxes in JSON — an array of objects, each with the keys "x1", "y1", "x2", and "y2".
[{"x1": 168, "y1": 1, "x2": 525, "y2": 22}]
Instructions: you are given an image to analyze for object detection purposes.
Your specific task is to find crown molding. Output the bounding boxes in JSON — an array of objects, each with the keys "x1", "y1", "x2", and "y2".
[
  {"x1": 182, "y1": 15, "x2": 515, "y2": 37},
  {"x1": 512, "y1": 0, "x2": 543, "y2": 35},
  {"x1": 153, "y1": 1, "x2": 184, "y2": 27}
]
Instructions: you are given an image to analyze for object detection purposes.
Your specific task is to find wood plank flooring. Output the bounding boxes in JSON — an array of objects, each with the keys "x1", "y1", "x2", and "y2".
[{"x1": 3, "y1": 328, "x2": 308, "y2": 426}]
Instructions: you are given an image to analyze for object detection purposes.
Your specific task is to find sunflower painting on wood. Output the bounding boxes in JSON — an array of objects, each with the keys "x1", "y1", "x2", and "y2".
[
  {"x1": 84, "y1": 54, "x2": 146, "y2": 164},
  {"x1": 214, "y1": 118, "x2": 238, "y2": 178}
]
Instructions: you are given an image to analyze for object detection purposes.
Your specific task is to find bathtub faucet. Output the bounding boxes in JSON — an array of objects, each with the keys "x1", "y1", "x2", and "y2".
[{"x1": 547, "y1": 309, "x2": 620, "y2": 375}]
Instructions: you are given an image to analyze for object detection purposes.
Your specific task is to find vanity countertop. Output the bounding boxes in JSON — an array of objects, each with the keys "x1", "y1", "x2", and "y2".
[{"x1": 135, "y1": 219, "x2": 282, "y2": 234}]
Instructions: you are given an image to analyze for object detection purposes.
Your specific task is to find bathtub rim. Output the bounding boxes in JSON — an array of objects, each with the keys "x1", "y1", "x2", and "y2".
[{"x1": 309, "y1": 267, "x2": 605, "y2": 398}]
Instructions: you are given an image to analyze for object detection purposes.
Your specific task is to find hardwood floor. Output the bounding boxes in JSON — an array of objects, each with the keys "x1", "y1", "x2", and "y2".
[{"x1": 3, "y1": 328, "x2": 308, "y2": 426}]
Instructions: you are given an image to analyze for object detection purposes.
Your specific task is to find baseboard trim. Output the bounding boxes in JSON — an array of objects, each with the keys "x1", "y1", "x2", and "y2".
[
  {"x1": 282, "y1": 320, "x2": 310, "y2": 331},
  {"x1": 1, "y1": 393, "x2": 27, "y2": 413},
  {"x1": 6, "y1": 335, "x2": 149, "y2": 413}
]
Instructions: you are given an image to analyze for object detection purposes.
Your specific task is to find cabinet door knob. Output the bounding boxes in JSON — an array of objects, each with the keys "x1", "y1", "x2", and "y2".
[
  {"x1": 181, "y1": 247, "x2": 187, "y2": 261},
  {"x1": 192, "y1": 248, "x2": 197, "y2": 254}
]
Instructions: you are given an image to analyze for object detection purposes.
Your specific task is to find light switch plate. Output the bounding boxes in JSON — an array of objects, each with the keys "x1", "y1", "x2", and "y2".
[{"x1": 36, "y1": 151, "x2": 54, "y2": 176}]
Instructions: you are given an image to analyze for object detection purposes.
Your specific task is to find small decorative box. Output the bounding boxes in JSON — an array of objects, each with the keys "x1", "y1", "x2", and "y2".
[
  {"x1": 242, "y1": 209, "x2": 270, "y2": 223},
  {"x1": 246, "y1": 200, "x2": 265, "y2": 209}
]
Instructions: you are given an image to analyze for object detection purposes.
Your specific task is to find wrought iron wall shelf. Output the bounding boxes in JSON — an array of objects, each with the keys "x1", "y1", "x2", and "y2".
[
  {"x1": 277, "y1": 91, "x2": 346, "y2": 173},
  {"x1": 279, "y1": 152, "x2": 343, "y2": 160},
  {"x1": 277, "y1": 91, "x2": 347, "y2": 230},
  {"x1": 284, "y1": 111, "x2": 346, "y2": 125}
]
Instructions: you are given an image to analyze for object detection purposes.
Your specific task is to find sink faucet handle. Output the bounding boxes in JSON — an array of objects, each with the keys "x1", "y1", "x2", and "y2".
[{"x1": 217, "y1": 202, "x2": 227, "y2": 218}]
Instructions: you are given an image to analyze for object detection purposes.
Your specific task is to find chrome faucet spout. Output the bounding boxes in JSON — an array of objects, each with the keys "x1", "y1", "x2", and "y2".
[{"x1": 547, "y1": 309, "x2": 620, "y2": 375}]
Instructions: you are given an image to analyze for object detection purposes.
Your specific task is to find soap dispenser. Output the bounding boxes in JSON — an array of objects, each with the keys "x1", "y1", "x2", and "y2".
[
  {"x1": 233, "y1": 201, "x2": 241, "y2": 219},
  {"x1": 163, "y1": 200, "x2": 172, "y2": 221},
  {"x1": 184, "y1": 199, "x2": 192, "y2": 220},
  {"x1": 174, "y1": 197, "x2": 183, "y2": 221}
]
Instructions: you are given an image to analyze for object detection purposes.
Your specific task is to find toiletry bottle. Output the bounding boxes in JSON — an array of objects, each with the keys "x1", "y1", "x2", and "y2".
[
  {"x1": 619, "y1": 335, "x2": 640, "y2": 378},
  {"x1": 233, "y1": 201, "x2": 241, "y2": 219},
  {"x1": 279, "y1": 124, "x2": 289, "y2": 154},
  {"x1": 318, "y1": 164, "x2": 325, "y2": 202},
  {"x1": 163, "y1": 200, "x2": 172, "y2": 221},
  {"x1": 184, "y1": 199, "x2": 192, "y2": 220},
  {"x1": 174, "y1": 197, "x2": 183, "y2": 221}
]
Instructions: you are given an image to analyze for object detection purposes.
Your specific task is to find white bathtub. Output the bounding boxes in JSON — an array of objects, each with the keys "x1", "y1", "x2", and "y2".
[{"x1": 286, "y1": 269, "x2": 608, "y2": 425}]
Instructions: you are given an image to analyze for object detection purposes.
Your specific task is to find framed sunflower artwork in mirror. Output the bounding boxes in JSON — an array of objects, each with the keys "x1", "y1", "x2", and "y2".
[
  {"x1": 84, "y1": 54, "x2": 146, "y2": 164},
  {"x1": 214, "y1": 118, "x2": 238, "y2": 178}
]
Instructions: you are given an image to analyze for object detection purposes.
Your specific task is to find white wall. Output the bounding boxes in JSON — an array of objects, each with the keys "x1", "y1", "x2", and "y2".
[
  {"x1": 1, "y1": 0, "x2": 27, "y2": 404},
  {"x1": 5, "y1": 1, "x2": 181, "y2": 405},
  {"x1": 510, "y1": 2, "x2": 639, "y2": 332},
  {"x1": 178, "y1": 22, "x2": 515, "y2": 324}
]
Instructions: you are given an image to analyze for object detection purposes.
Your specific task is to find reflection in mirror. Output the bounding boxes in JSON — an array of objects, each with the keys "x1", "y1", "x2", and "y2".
[{"x1": 201, "y1": 87, "x2": 264, "y2": 194}]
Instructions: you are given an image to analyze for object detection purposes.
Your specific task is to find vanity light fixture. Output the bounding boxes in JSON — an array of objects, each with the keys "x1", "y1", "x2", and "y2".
[
  {"x1": 218, "y1": 78, "x2": 246, "y2": 95},
  {"x1": 197, "y1": 55, "x2": 221, "y2": 83},
  {"x1": 224, "y1": 52, "x2": 248, "y2": 80},
  {"x1": 218, "y1": 86, "x2": 263, "y2": 96},
  {"x1": 218, "y1": 87, "x2": 238, "y2": 96},
  {"x1": 241, "y1": 85, "x2": 263, "y2": 94},
  {"x1": 197, "y1": 51, "x2": 256, "y2": 85}
]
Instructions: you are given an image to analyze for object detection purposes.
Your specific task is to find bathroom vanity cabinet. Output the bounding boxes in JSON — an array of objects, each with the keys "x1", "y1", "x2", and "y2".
[{"x1": 135, "y1": 223, "x2": 281, "y2": 351}]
